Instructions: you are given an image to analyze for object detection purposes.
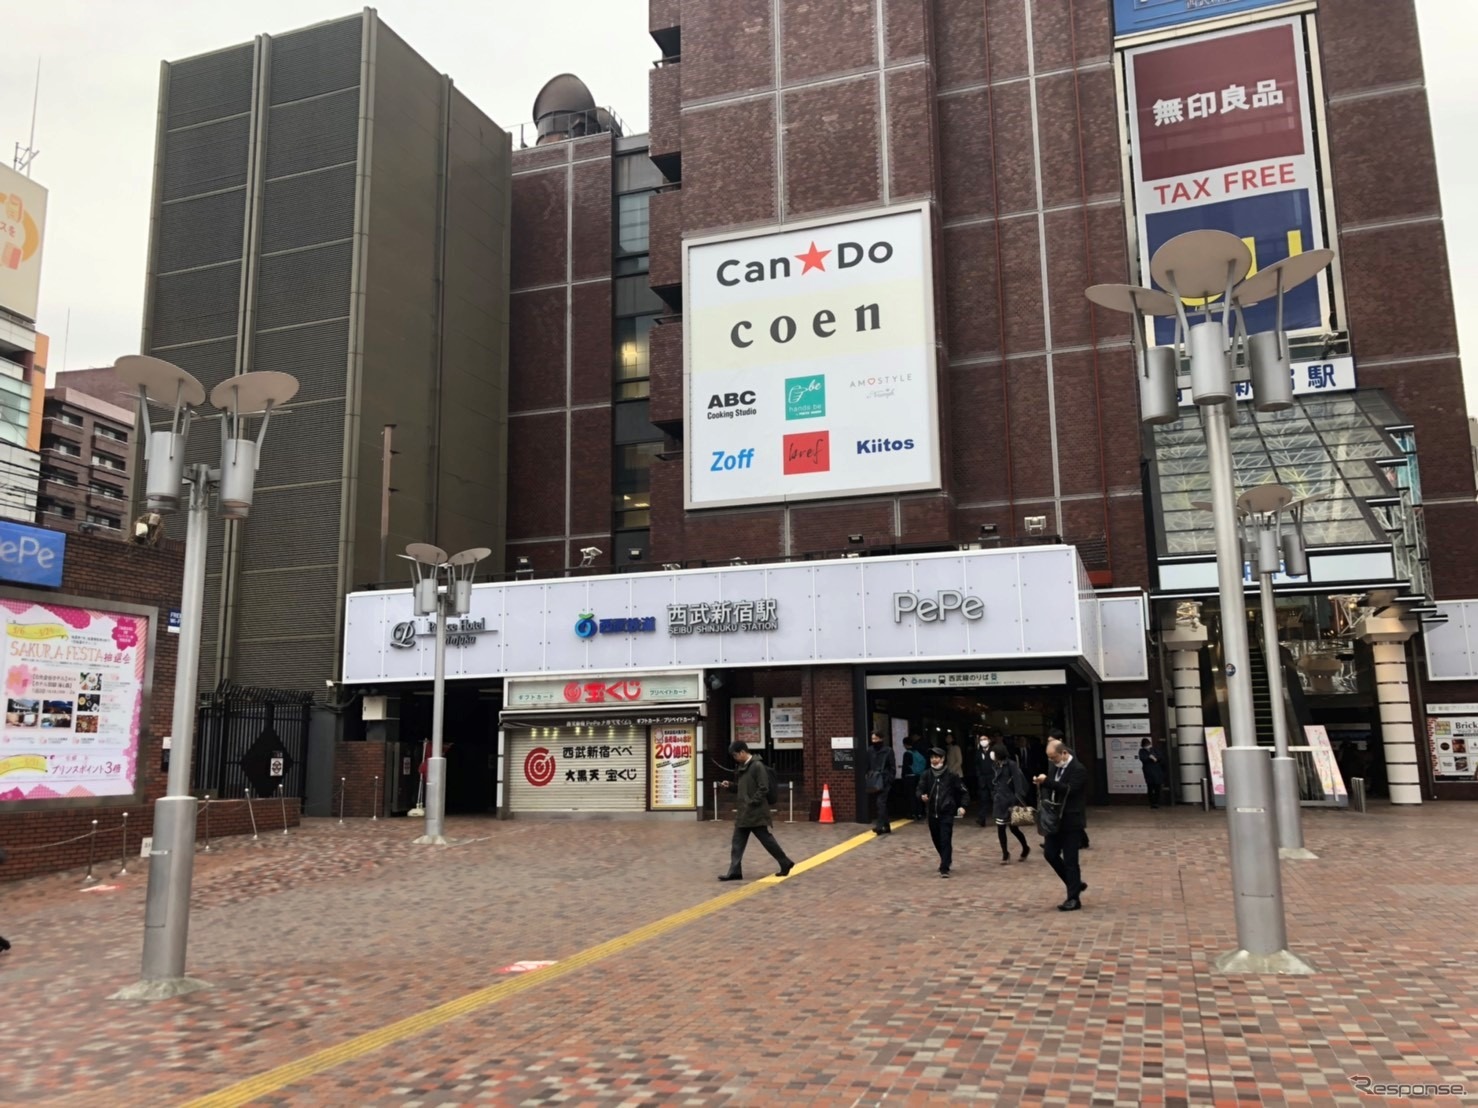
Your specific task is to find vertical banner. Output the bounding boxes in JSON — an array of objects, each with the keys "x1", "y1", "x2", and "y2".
[
  {"x1": 1, "y1": 599, "x2": 147, "y2": 802},
  {"x1": 1204, "y1": 726, "x2": 1228, "y2": 804},
  {"x1": 730, "y1": 697, "x2": 765, "y2": 750},
  {"x1": 651, "y1": 724, "x2": 697, "y2": 809},
  {"x1": 1301, "y1": 725, "x2": 1349, "y2": 805},
  {"x1": 0, "y1": 165, "x2": 48, "y2": 321},
  {"x1": 1124, "y1": 17, "x2": 1328, "y2": 344}
]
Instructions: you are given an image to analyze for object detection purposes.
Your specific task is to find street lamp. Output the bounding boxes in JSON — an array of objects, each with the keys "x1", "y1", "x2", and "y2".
[
  {"x1": 1239, "y1": 485, "x2": 1322, "y2": 861},
  {"x1": 401, "y1": 543, "x2": 490, "y2": 845},
  {"x1": 110, "y1": 356, "x2": 298, "y2": 999},
  {"x1": 1087, "y1": 230, "x2": 1331, "y2": 975}
]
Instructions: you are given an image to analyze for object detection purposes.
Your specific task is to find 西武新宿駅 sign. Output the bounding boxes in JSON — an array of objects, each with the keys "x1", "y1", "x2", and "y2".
[
  {"x1": 1124, "y1": 16, "x2": 1329, "y2": 346},
  {"x1": 683, "y1": 204, "x2": 940, "y2": 509}
]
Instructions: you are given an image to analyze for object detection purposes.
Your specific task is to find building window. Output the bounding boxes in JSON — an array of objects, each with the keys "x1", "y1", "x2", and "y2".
[
  {"x1": 90, "y1": 483, "x2": 123, "y2": 500},
  {"x1": 96, "y1": 426, "x2": 128, "y2": 443},
  {"x1": 42, "y1": 466, "x2": 76, "y2": 486},
  {"x1": 92, "y1": 453, "x2": 125, "y2": 471},
  {"x1": 614, "y1": 314, "x2": 658, "y2": 400},
  {"x1": 614, "y1": 441, "x2": 661, "y2": 530},
  {"x1": 85, "y1": 512, "x2": 120, "y2": 530},
  {"x1": 616, "y1": 192, "x2": 651, "y2": 256},
  {"x1": 39, "y1": 500, "x2": 74, "y2": 520},
  {"x1": 51, "y1": 441, "x2": 80, "y2": 458},
  {"x1": 57, "y1": 412, "x2": 83, "y2": 427},
  {"x1": 0, "y1": 374, "x2": 32, "y2": 447}
]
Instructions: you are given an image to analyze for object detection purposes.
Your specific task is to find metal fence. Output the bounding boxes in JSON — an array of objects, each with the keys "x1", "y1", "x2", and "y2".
[{"x1": 194, "y1": 682, "x2": 314, "y2": 801}]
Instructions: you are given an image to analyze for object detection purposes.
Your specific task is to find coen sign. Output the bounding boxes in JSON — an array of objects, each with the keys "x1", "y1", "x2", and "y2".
[{"x1": 893, "y1": 590, "x2": 984, "y2": 623}]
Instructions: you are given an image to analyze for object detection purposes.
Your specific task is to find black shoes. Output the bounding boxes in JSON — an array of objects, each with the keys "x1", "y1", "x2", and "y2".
[
  {"x1": 718, "y1": 873, "x2": 742, "y2": 882},
  {"x1": 1000, "y1": 854, "x2": 1011, "y2": 865},
  {"x1": 1020, "y1": 844, "x2": 1031, "y2": 861},
  {"x1": 1058, "y1": 897, "x2": 1081, "y2": 911},
  {"x1": 0, "y1": 935, "x2": 9, "y2": 953},
  {"x1": 874, "y1": 826, "x2": 891, "y2": 835},
  {"x1": 940, "y1": 870, "x2": 950, "y2": 879},
  {"x1": 1077, "y1": 881, "x2": 1088, "y2": 895},
  {"x1": 777, "y1": 862, "x2": 794, "y2": 878}
]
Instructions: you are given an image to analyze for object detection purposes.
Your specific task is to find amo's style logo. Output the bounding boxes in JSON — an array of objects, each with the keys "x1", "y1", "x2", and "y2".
[{"x1": 785, "y1": 375, "x2": 825, "y2": 420}]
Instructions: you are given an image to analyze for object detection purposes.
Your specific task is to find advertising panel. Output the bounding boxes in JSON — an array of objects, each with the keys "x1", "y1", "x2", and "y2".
[
  {"x1": 1107, "y1": 736, "x2": 1145, "y2": 795},
  {"x1": 769, "y1": 696, "x2": 803, "y2": 749},
  {"x1": 684, "y1": 205, "x2": 939, "y2": 509},
  {"x1": 0, "y1": 165, "x2": 48, "y2": 321},
  {"x1": 730, "y1": 697, "x2": 765, "y2": 749},
  {"x1": 1427, "y1": 716, "x2": 1478, "y2": 781},
  {"x1": 1, "y1": 598, "x2": 147, "y2": 802},
  {"x1": 651, "y1": 723, "x2": 697, "y2": 809},
  {"x1": 0, "y1": 520, "x2": 65, "y2": 588},
  {"x1": 1113, "y1": 0, "x2": 1298, "y2": 39},
  {"x1": 1124, "y1": 17, "x2": 1328, "y2": 345}
]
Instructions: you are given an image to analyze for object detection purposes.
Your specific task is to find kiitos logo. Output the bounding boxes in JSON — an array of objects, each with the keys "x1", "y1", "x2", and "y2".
[{"x1": 856, "y1": 436, "x2": 915, "y2": 455}]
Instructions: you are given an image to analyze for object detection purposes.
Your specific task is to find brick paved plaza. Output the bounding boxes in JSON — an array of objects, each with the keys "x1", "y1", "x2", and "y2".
[{"x1": 2, "y1": 805, "x2": 1475, "y2": 1106}]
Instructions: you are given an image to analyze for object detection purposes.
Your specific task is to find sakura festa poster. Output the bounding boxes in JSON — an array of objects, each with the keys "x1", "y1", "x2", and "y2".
[{"x1": 0, "y1": 599, "x2": 147, "y2": 802}]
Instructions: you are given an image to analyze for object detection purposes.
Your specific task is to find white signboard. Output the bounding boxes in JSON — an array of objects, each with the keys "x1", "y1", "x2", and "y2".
[
  {"x1": 1106, "y1": 736, "x2": 1145, "y2": 795},
  {"x1": 1103, "y1": 717, "x2": 1151, "y2": 736},
  {"x1": 0, "y1": 165, "x2": 48, "y2": 320},
  {"x1": 684, "y1": 205, "x2": 940, "y2": 509},
  {"x1": 865, "y1": 669, "x2": 1068, "y2": 689},
  {"x1": 1175, "y1": 357, "x2": 1356, "y2": 407},
  {"x1": 1103, "y1": 697, "x2": 1149, "y2": 716},
  {"x1": 505, "y1": 672, "x2": 702, "y2": 710},
  {"x1": 769, "y1": 696, "x2": 803, "y2": 748},
  {"x1": 1428, "y1": 703, "x2": 1478, "y2": 716}
]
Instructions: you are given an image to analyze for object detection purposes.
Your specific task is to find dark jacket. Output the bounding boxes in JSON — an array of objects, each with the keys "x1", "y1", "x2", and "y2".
[
  {"x1": 919, "y1": 766, "x2": 968, "y2": 820},
  {"x1": 866, "y1": 741, "x2": 896, "y2": 788},
  {"x1": 734, "y1": 755, "x2": 772, "y2": 829},
  {"x1": 1039, "y1": 755, "x2": 1090, "y2": 831},
  {"x1": 990, "y1": 757, "x2": 1029, "y2": 822},
  {"x1": 1138, "y1": 746, "x2": 1164, "y2": 785}
]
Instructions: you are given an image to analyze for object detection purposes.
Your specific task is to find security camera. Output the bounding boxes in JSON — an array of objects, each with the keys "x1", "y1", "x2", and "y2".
[{"x1": 580, "y1": 546, "x2": 602, "y2": 559}]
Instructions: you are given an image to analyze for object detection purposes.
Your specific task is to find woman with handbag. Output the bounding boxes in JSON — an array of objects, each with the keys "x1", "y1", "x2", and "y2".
[
  {"x1": 865, "y1": 731, "x2": 896, "y2": 835},
  {"x1": 989, "y1": 744, "x2": 1032, "y2": 864}
]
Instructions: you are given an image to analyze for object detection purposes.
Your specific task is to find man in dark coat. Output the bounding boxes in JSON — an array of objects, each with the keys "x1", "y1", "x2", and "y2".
[
  {"x1": 865, "y1": 731, "x2": 896, "y2": 835},
  {"x1": 919, "y1": 746, "x2": 969, "y2": 878},
  {"x1": 717, "y1": 741, "x2": 794, "y2": 881},
  {"x1": 1138, "y1": 738, "x2": 1165, "y2": 808},
  {"x1": 1034, "y1": 738, "x2": 1090, "y2": 911}
]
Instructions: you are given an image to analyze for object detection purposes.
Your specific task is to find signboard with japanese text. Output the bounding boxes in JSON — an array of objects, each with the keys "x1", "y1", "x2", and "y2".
[
  {"x1": 769, "y1": 696, "x2": 803, "y2": 748},
  {"x1": 1427, "y1": 716, "x2": 1478, "y2": 781},
  {"x1": 1176, "y1": 357, "x2": 1356, "y2": 407},
  {"x1": 507, "y1": 728, "x2": 646, "y2": 812},
  {"x1": 651, "y1": 723, "x2": 697, "y2": 809},
  {"x1": 504, "y1": 672, "x2": 703, "y2": 710},
  {"x1": 1112, "y1": 0, "x2": 1299, "y2": 39},
  {"x1": 1107, "y1": 737, "x2": 1146, "y2": 795},
  {"x1": 1, "y1": 598, "x2": 148, "y2": 803},
  {"x1": 684, "y1": 204, "x2": 940, "y2": 509},
  {"x1": 865, "y1": 670, "x2": 1068, "y2": 690},
  {"x1": 730, "y1": 697, "x2": 765, "y2": 749},
  {"x1": 1125, "y1": 17, "x2": 1330, "y2": 345},
  {"x1": 0, "y1": 165, "x2": 48, "y2": 321},
  {"x1": 343, "y1": 546, "x2": 1146, "y2": 684}
]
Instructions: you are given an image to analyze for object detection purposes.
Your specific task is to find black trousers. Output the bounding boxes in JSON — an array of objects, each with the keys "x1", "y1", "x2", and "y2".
[
  {"x1": 1147, "y1": 779, "x2": 1162, "y2": 807},
  {"x1": 902, "y1": 775, "x2": 922, "y2": 817},
  {"x1": 727, "y1": 825, "x2": 791, "y2": 876},
  {"x1": 871, "y1": 787, "x2": 890, "y2": 830},
  {"x1": 928, "y1": 816, "x2": 956, "y2": 872},
  {"x1": 1043, "y1": 827, "x2": 1083, "y2": 897}
]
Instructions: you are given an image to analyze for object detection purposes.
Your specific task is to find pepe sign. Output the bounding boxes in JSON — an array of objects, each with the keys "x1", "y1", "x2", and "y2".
[{"x1": 685, "y1": 206, "x2": 940, "y2": 510}]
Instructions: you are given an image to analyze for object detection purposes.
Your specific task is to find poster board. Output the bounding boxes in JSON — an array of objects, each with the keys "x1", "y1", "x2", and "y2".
[
  {"x1": 1427, "y1": 716, "x2": 1478, "y2": 781},
  {"x1": 1, "y1": 597, "x2": 150, "y2": 804},
  {"x1": 651, "y1": 723, "x2": 697, "y2": 809},
  {"x1": 1204, "y1": 726, "x2": 1228, "y2": 805},
  {"x1": 770, "y1": 696, "x2": 804, "y2": 748},
  {"x1": 1298, "y1": 725, "x2": 1348, "y2": 806},
  {"x1": 730, "y1": 697, "x2": 765, "y2": 750}
]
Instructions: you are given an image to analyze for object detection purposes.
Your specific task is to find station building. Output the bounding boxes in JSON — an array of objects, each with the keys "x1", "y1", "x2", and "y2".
[{"x1": 150, "y1": 2, "x2": 1478, "y2": 821}]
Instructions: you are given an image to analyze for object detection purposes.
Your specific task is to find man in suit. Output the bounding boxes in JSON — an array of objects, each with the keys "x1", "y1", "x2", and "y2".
[
  {"x1": 1138, "y1": 737, "x2": 1165, "y2": 809},
  {"x1": 1033, "y1": 739, "x2": 1089, "y2": 911}
]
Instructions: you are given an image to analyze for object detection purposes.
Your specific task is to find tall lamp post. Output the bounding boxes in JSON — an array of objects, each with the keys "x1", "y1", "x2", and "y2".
[
  {"x1": 111, "y1": 357, "x2": 298, "y2": 1000},
  {"x1": 1087, "y1": 230, "x2": 1331, "y2": 974},
  {"x1": 402, "y1": 543, "x2": 490, "y2": 845},
  {"x1": 1239, "y1": 485, "x2": 1322, "y2": 860}
]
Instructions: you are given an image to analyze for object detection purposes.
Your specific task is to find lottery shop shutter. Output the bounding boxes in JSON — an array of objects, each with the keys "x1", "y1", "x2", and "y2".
[{"x1": 508, "y1": 727, "x2": 648, "y2": 812}]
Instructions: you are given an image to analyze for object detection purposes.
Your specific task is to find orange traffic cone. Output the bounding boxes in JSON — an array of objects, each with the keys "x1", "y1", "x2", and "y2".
[{"x1": 818, "y1": 783, "x2": 834, "y2": 824}]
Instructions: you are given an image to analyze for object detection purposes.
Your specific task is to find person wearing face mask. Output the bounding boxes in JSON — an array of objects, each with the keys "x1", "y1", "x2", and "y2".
[
  {"x1": 864, "y1": 731, "x2": 896, "y2": 835},
  {"x1": 989, "y1": 743, "x2": 1032, "y2": 864},
  {"x1": 919, "y1": 746, "x2": 969, "y2": 878},
  {"x1": 972, "y1": 733, "x2": 996, "y2": 827},
  {"x1": 1033, "y1": 738, "x2": 1090, "y2": 910}
]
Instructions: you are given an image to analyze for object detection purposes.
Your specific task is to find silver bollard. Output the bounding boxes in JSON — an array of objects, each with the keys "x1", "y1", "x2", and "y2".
[
  {"x1": 82, "y1": 819, "x2": 99, "y2": 886},
  {"x1": 338, "y1": 776, "x2": 346, "y2": 825},
  {"x1": 787, "y1": 780, "x2": 794, "y2": 823},
  {"x1": 116, "y1": 812, "x2": 129, "y2": 877},
  {"x1": 1350, "y1": 777, "x2": 1366, "y2": 814},
  {"x1": 246, "y1": 787, "x2": 259, "y2": 841},
  {"x1": 202, "y1": 796, "x2": 212, "y2": 853},
  {"x1": 711, "y1": 781, "x2": 720, "y2": 822},
  {"x1": 278, "y1": 783, "x2": 289, "y2": 835},
  {"x1": 371, "y1": 776, "x2": 379, "y2": 821},
  {"x1": 1201, "y1": 778, "x2": 1211, "y2": 812}
]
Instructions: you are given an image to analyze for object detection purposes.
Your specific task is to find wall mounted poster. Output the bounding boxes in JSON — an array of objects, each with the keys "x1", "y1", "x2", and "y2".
[
  {"x1": 1427, "y1": 716, "x2": 1478, "y2": 780},
  {"x1": 651, "y1": 724, "x2": 697, "y2": 809},
  {"x1": 1, "y1": 599, "x2": 147, "y2": 802},
  {"x1": 1107, "y1": 736, "x2": 1145, "y2": 795},
  {"x1": 730, "y1": 697, "x2": 765, "y2": 750}
]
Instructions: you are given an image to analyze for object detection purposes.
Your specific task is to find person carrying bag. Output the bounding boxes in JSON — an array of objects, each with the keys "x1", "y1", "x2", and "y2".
[{"x1": 864, "y1": 731, "x2": 896, "y2": 835}]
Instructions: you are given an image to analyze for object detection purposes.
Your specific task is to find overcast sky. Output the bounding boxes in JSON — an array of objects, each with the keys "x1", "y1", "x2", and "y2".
[{"x1": 5, "y1": 0, "x2": 1476, "y2": 415}]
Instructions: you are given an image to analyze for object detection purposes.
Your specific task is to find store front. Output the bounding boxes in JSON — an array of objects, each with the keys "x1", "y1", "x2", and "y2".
[{"x1": 340, "y1": 544, "x2": 1150, "y2": 820}]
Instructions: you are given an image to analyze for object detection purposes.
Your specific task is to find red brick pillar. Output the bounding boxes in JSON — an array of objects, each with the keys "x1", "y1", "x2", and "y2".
[
  {"x1": 803, "y1": 666, "x2": 858, "y2": 822},
  {"x1": 334, "y1": 742, "x2": 387, "y2": 818}
]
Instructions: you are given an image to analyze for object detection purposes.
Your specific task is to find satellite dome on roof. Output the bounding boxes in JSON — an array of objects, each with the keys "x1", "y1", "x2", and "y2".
[{"x1": 531, "y1": 74, "x2": 622, "y2": 144}]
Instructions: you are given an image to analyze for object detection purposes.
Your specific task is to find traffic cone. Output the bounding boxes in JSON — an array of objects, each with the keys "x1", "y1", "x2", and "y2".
[{"x1": 818, "y1": 783, "x2": 834, "y2": 824}]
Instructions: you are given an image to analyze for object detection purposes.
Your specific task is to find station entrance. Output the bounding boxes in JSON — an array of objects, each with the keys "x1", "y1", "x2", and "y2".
[{"x1": 862, "y1": 668, "x2": 1100, "y2": 818}]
